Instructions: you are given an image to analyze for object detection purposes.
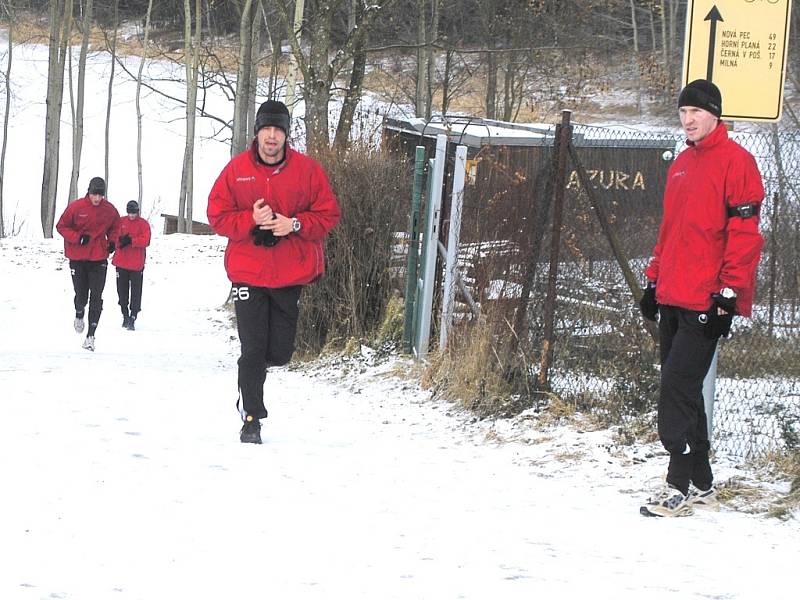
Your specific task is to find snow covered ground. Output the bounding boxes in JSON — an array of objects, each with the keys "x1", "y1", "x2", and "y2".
[
  {"x1": 1, "y1": 235, "x2": 798, "y2": 600},
  {"x1": 1, "y1": 28, "x2": 798, "y2": 600}
]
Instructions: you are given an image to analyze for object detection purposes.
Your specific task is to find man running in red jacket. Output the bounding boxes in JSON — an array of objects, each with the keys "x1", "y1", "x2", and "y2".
[
  {"x1": 112, "y1": 200, "x2": 152, "y2": 331},
  {"x1": 56, "y1": 177, "x2": 120, "y2": 351},
  {"x1": 639, "y1": 80, "x2": 764, "y2": 517},
  {"x1": 208, "y1": 100, "x2": 341, "y2": 444}
]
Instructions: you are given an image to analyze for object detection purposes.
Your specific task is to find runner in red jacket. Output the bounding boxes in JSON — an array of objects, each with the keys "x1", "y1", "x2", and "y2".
[
  {"x1": 639, "y1": 80, "x2": 765, "y2": 517},
  {"x1": 112, "y1": 201, "x2": 152, "y2": 330},
  {"x1": 56, "y1": 177, "x2": 120, "y2": 351},
  {"x1": 207, "y1": 100, "x2": 341, "y2": 444}
]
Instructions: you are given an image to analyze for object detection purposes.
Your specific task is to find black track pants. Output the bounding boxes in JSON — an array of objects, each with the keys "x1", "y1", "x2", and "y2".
[
  {"x1": 116, "y1": 267, "x2": 144, "y2": 317},
  {"x1": 70, "y1": 260, "x2": 108, "y2": 336},
  {"x1": 658, "y1": 305, "x2": 719, "y2": 493},
  {"x1": 232, "y1": 284, "x2": 302, "y2": 420}
]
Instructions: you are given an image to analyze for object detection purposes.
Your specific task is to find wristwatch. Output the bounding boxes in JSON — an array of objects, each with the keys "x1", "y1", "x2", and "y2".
[
  {"x1": 291, "y1": 217, "x2": 302, "y2": 233},
  {"x1": 720, "y1": 287, "x2": 736, "y2": 299}
]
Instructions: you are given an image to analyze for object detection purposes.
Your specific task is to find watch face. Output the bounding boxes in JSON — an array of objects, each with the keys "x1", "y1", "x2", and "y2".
[
  {"x1": 721, "y1": 287, "x2": 735, "y2": 298},
  {"x1": 292, "y1": 219, "x2": 301, "y2": 232}
]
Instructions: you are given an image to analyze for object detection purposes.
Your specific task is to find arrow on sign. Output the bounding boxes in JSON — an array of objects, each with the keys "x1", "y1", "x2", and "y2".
[{"x1": 704, "y1": 6, "x2": 724, "y2": 81}]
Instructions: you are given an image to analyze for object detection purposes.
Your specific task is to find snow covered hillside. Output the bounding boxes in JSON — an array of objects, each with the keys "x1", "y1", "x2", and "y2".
[{"x1": 0, "y1": 235, "x2": 798, "y2": 599}]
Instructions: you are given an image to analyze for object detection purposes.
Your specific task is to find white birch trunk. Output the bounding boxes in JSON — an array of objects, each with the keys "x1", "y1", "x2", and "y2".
[
  {"x1": 69, "y1": 0, "x2": 93, "y2": 203},
  {"x1": 136, "y1": 0, "x2": 154, "y2": 207}
]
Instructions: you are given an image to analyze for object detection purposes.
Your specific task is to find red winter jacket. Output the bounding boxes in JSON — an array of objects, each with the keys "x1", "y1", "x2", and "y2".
[
  {"x1": 111, "y1": 215, "x2": 151, "y2": 271},
  {"x1": 645, "y1": 123, "x2": 764, "y2": 317},
  {"x1": 207, "y1": 142, "x2": 341, "y2": 288},
  {"x1": 56, "y1": 196, "x2": 120, "y2": 261}
]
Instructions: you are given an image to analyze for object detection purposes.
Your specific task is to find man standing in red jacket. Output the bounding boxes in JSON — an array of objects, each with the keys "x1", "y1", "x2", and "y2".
[
  {"x1": 639, "y1": 80, "x2": 764, "y2": 517},
  {"x1": 56, "y1": 177, "x2": 121, "y2": 351},
  {"x1": 207, "y1": 100, "x2": 341, "y2": 444},
  {"x1": 112, "y1": 200, "x2": 152, "y2": 331}
]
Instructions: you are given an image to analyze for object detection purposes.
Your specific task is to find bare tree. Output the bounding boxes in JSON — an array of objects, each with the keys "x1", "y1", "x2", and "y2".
[
  {"x1": 231, "y1": 0, "x2": 254, "y2": 155},
  {"x1": 0, "y1": 0, "x2": 12, "y2": 237},
  {"x1": 275, "y1": 0, "x2": 392, "y2": 154},
  {"x1": 104, "y1": 0, "x2": 118, "y2": 191},
  {"x1": 40, "y1": 0, "x2": 73, "y2": 238},
  {"x1": 136, "y1": 0, "x2": 154, "y2": 207},
  {"x1": 68, "y1": 0, "x2": 94, "y2": 204},
  {"x1": 177, "y1": 0, "x2": 201, "y2": 233},
  {"x1": 333, "y1": 0, "x2": 369, "y2": 151},
  {"x1": 415, "y1": 0, "x2": 427, "y2": 117}
]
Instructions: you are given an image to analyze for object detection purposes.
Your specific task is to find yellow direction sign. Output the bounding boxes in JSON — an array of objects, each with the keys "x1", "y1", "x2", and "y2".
[{"x1": 682, "y1": 0, "x2": 793, "y2": 122}]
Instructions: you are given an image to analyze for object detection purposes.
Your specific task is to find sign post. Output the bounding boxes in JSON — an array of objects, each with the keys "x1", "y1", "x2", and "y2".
[{"x1": 682, "y1": 0, "x2": 793, "y2": 122}]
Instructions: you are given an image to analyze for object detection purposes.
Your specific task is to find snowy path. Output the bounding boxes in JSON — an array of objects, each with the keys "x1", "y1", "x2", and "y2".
[{"x1": 1, "y1": 236, "x2": 797, "y2": 600}]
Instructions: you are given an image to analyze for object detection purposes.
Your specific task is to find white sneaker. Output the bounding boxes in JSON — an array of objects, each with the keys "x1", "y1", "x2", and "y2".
[
  {"x1": 74, "y1": 317, "x2": 85, "y2": 333},
  {"x1": 82, "y1": 336, "x2": 95, "y2": 351},
  {"x1": 687, "y1": 485, "x2": 719, "y2": 510},
  {"x1": 640, "y1": 485, "x2": 694, "y2": 517}
]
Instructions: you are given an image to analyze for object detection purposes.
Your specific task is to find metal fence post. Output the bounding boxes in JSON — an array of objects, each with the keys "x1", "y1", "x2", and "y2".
[
  {"x1": 439, "y1": 144, "x2": 468, "y2": 350},
  {"x1": 703, "y1": 346, "x2": 719, "y2": 442},
  {"x1": 414, "y1": 134, "x2": 447, "y2": 360},
  {"x1": 537, "y1": 110, "x2": 573, "y2": 390},
  {"x1": 403, "y1": 146, "x2": 427, "y2": 354}
]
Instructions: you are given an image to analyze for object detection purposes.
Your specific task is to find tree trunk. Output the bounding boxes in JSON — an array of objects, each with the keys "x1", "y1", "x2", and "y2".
[
  {"x1": 136, "y1": 0, "x2": 154, "y2": 207},
  {"x1": 247, "y1": 2, "x2": 262, "y2": 138},
  {"x1": 265, "y1": 0, "x2": 281, "y2": 99},
  {"x1": 284, "y1": 0, "x2": 305, "y2": 114},
  {"x1": 440, "y1": 47, "x2": 452, "y2": 116},
  {"x1": 69, "y1": 0, "x2": 93, "y2": 204},
  {"x1": 659, "y1": 0, "x2": 667, "y2": 65},
  {"x1": 485, "y1": 50, "x2": 497, "y2": 119},
  {"x1": 425, "y1": 0, "x2": 439, "y2": 118},
  {"x1": 630, "y1": 0, "x2": 639, "y2": 53},
  {"x1": 333, "y1": 4, "x2": 367, "y2": 152},
  {"x1": 104, "y1": 0, "x2": 117, "y2": 192},
  {"x1": 40, "y1": 0, "x2": 72, "y2": 238},
  {"x1": 304, "y1": 2, "x2": 334, "y2": 154},
  {"x1": 178, "y1": 0, "x2": 200, "y2": 233},
  {"x1": 0, "y1": 4, "x2": 11, "y2": 238},
  {"x1": 232, "y1": 0, "x2": 254, "y2": 156},
  {"x1": 415, "y1": 0, "x2": 427, "y2": 117}
]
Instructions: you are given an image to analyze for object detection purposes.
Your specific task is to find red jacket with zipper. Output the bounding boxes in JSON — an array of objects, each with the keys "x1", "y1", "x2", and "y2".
[
  {"x1": 56, "y1": 196, "x2": 120, "y2": 261},
  {"x1": 207, "y1": 142, "x2": 341, "y2": 288},
  {"x1": 645, "y1": 123, "x2": 764, "y2": 317},
  {"x1": 111, "y1": 215, "x2": 152, "y2": 271}
]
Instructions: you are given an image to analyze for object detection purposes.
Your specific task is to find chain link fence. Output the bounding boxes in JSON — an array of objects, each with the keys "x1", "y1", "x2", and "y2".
[{"x1": 393, "y1": 117, "x2": 800, "y2": 459}]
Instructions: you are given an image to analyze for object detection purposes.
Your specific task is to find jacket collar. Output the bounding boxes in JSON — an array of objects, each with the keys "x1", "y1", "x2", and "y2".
[
  {"x1": 686, "y1": 121, "x2": 728, "y2": 152},
  {"x1": 249, "y1": 139, "x2": 292, "y2": 173}
]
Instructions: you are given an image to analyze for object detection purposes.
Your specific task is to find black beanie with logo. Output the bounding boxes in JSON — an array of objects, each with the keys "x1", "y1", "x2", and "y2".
[
  {"x1": 254, "y1": 100, "x2": 291, "y2": 136},
  {"x1": 678, "y1": 79, "x2": 722, "y2": 118}
]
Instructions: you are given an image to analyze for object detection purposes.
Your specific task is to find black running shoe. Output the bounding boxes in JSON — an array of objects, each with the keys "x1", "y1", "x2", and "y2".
[
  {"x1": 126, "y1": 316, "x2": 136, "y2": 331},
  {"x1": 240, "y1": 416, "x2": 262, "y2": 444}
]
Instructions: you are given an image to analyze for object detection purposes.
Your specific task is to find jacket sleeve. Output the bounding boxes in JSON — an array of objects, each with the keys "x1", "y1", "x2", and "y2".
[
  {"x1": 294, "y1": 162, "x2": 341, "y2": 242},
  {"x1": 720, "y1": 153, "x2": 765, "y2": 293},
  {"x1": 104, "y1": 205, "x2": 122, "y2": 240},
  {"x1": 133, "y1": 220, "x2": 152, "y2": 248},
  {"x1": 207, "y1": 164, "x2": 256, "y2": 242},
  {"x1": 56, "y1": 202, "x2": 81, "y2": 244}
]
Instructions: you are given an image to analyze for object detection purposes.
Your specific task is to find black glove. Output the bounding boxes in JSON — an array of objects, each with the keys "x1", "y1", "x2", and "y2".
[
  {"x1": 107, "y1": 241, "x2": 116, "y2": 253},
  {"x1": 705, "y1": 291, "x2": 737, "y2": 338},
  {"x1": 79, "y1": 233, "x2": 91, "y2": 246},
  {"x1": 119, "y1": 234, "x2": 132, "y2": 248},
  {"x1": 705, "y1": 307, "x2": 734, "y2": 339},
  {"x1": 252, "y1": 225, "x2": 280, "y2": 247},
  {"x1": 639, "y1": 281, "x2": 658, "y2": 321},
  {"x1": 710, "y1": 291, "x2": 737, "y2": 315}
]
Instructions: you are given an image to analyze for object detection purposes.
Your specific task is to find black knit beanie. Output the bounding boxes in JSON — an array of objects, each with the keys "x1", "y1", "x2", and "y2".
[
  {"x1": 87, "y1": 177, "x2": 106, "y2": 196},
  {"x1": 126, "y1": 200, "x2": 140, "y2": 214},
  {"x1": 254, "y1": 100, "x2": 290, "y2": 136},
  {"x1": 678, "y1": 79, "x2": 722, "y2": 118}
]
